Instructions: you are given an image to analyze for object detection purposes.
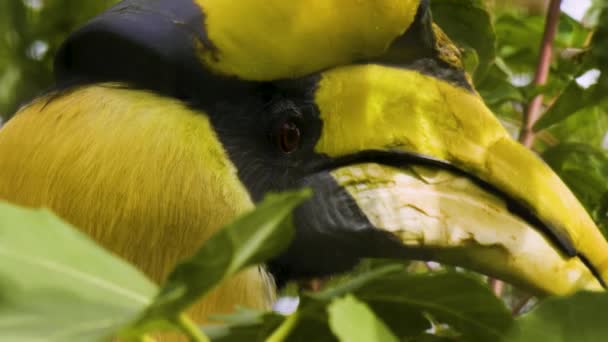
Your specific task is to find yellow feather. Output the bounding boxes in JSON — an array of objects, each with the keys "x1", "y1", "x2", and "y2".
[{"x1": 0, "y1": 85, "x2": 274, "y2": 322}]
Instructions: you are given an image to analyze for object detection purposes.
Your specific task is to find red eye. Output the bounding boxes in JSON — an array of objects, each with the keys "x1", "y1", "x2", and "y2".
[{"x1": 276, "y1": 120, "x2": 301, "y2": 154}]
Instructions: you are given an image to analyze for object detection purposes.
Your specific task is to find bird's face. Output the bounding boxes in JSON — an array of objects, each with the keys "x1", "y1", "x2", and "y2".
[
  {"x1": 209, "y1": 62, "x2": 608, "y2": 295},
  {"x1": 53, "y1": 0, "x2": 608, "y2": 295}
]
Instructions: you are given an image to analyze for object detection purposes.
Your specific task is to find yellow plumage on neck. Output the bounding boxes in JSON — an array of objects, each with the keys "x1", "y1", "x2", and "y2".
[{"x1": 0, "y1": 85, "x2": 273, "y2": 321}]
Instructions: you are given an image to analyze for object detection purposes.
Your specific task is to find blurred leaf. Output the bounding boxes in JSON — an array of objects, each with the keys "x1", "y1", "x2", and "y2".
[
  {"x1": 129, "y1": 190, "x2": 311, "y2": 334},
  {"x1": 477, "y1": 63, "x2": 524, "y2": 107},
  {"x1": 506, "y1": 292, "x2": 608, "y2": 342},
  {"x1": 583, "y1": 0, "x2": 606, "y2": 28},
  {"x1": 0, "y1": 0, "x2": 118, "y2": 119},
  {"x1": 203, "y1": 308, "x2": 285, "y2": 342},
  {"x1": 535, "y1": 4, "x2": 608, "y2": 130},
  {"x1": 328, "y1": 295, "x2": 398, "y2": 342},
  {"x1": 543, "y1": 143, "x2": 608, "y2": 236},
  {"x1": 534, "y1": 74, "x2": 606, "y2": 130},
  {"x1": 431, "y1": 0, "x2": 496, "y2": 81},
  {"x1": 494, "y1": 13, "x2": 544, "y2": 73},
  {"x1": 590, "y1": 4, "x2": 608, "y2": 66},
  {"x1": 555, "y1": 14, "x2": 591, "y2": 49},
  {"x1": 494, "y1": 12, "x2": 590, "y2": 76},
  {"x1": 544, "y1": 102, "x2": 608, "y2": 149},
  {"x1": 0, "y1": 201, "x2": 157, "y2": 341},
  {"x1": 531, "y1": 8, "x2": 607, "y2": 131}
]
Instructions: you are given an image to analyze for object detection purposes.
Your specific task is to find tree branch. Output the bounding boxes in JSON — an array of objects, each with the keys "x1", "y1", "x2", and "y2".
[{"x1": 518, "y1": 0, "x2": 563, "y2": 147}]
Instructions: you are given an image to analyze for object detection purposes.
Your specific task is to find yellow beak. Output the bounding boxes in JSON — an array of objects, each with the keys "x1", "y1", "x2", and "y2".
[{"x1": 313, "y1": 64, "x2": 608, "y2": 295}]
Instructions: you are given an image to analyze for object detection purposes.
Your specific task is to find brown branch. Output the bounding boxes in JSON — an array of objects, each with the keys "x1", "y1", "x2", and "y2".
[{"x1": 518, "y1": 0, "x2": 563, "y2": 147}]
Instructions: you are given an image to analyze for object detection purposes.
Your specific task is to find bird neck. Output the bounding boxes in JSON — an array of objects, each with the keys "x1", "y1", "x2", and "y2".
[{"x1": 0, "y1": 85, "x2": 274, "y2": 321}]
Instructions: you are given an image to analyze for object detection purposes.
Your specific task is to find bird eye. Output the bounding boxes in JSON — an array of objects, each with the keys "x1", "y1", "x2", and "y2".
[{"x1": 276, "y1": 119, "x2": 301, "y2": 154}]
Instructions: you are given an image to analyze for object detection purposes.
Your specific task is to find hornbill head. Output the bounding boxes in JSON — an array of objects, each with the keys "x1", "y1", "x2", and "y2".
[{"x1": 10, "y1": 0, "x2": 608, "y2": 305}]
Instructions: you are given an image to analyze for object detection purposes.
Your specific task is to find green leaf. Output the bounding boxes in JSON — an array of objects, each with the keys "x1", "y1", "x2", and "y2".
[
  {"x1": 203, "y1": 308, "x2": 285, "y2": 342},
  {"x1": 546, "y1": 105, "x2": 608, "y2": 149},
  {"x1": 477, "y1": 64, "x2": 524, "y2": 107},
  {"x1": 205, "y1": 301, "x2": 336, "y2": 342},
  {"x1": 132, "y1": 190, "x2": 311, "y2": 331},
  {"x1": 430, "y1": 0, "x2": 496, "y2": 81},
  {"x1": 494, "y1": 12, "x2": 589, "y2": 76},
  {"x1": 533, "y1": 74, "x2": 607, "y2": 131},
  {"x1": 555, "y1": 14, "x2": 592, "y2": 49},
  {"x1": 535, "y1": 5, "x2": 608, "y2": 131},
  {"x1": 494, "y1": 14, "x2": 544, "y2": 73},
  {"x1": 328, "y1": 295, "x2": 398, "y2": 342},
  {"x1": 206, "y1": 264, "x2": 410, "y2": 342},
  {"x1": 313, "y1": 263, "x2": 405, "y2": 301},
  {"x1": 352, "y1": 272, "x2": 512, "y2": 342},
  {"x1": 204, "y1": 266, "x2": 512, "y2": 342},
  {"x1": 591, "y1": 4, "x2": 608, "y2": 67},
  {"x1": 314, "y1": 266, "x2": 511, "y2": 341},
  {"x1": 542, "y1": 143, "x2": 608, "y2": 237},
  {"x1": 0, "y1": 201, "x2": 157, "y2": 341},
  {"x1": 506, "y1": 292, "x2": 608, "y2": 342}
]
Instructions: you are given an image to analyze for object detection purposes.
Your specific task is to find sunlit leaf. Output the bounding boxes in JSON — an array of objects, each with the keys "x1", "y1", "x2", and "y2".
[
  {"x1": 0, "y1": 201, "x2": 157, "y2": 341},
  {"x1": 328, "y1": 295, "x2": 398, "y2": 342}
]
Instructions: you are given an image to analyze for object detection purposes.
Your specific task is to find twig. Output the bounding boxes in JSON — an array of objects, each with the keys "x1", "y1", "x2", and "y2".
[
  {"x1": 267, "y1": 312, "x2": 299, "y2": 342},
  {"x1": 518, "y1": 0, "x2": 563, "y2": 147},
  {"x1": 175, "y1": 313, "x2": 210, "y2": 342}
]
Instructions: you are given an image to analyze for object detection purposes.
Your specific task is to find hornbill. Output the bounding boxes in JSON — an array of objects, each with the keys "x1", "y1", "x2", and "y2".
[{"x1": 0, "y1": 0, "x2": 607, "y2": 324}]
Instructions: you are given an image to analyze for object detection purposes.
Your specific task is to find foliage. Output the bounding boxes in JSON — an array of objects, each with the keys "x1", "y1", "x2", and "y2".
[
  {"x1": 2, "y1": 0, "x2": 608, "y2": 342},
  {"x1": 0, "y1": 0, "x2": 118, "y2": 118},
  {"x1": 0, "y1": 201, "x2": 156, "y2": 341},
  {"x1": 474, "y1": 1, "x2": 608, "y2": 232},
  {"x1": 3, "y1": 197, "x2": 608, "y2": 341},
  {"x1": 431, "y1": 0, "x2": 496, "y2": 81},
  {"x1": 124, "y1": 190, "x2": 310, "y2": 338},
  {"x1": 506, "y1": 291, "x2": 608, "y2": 342}
]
